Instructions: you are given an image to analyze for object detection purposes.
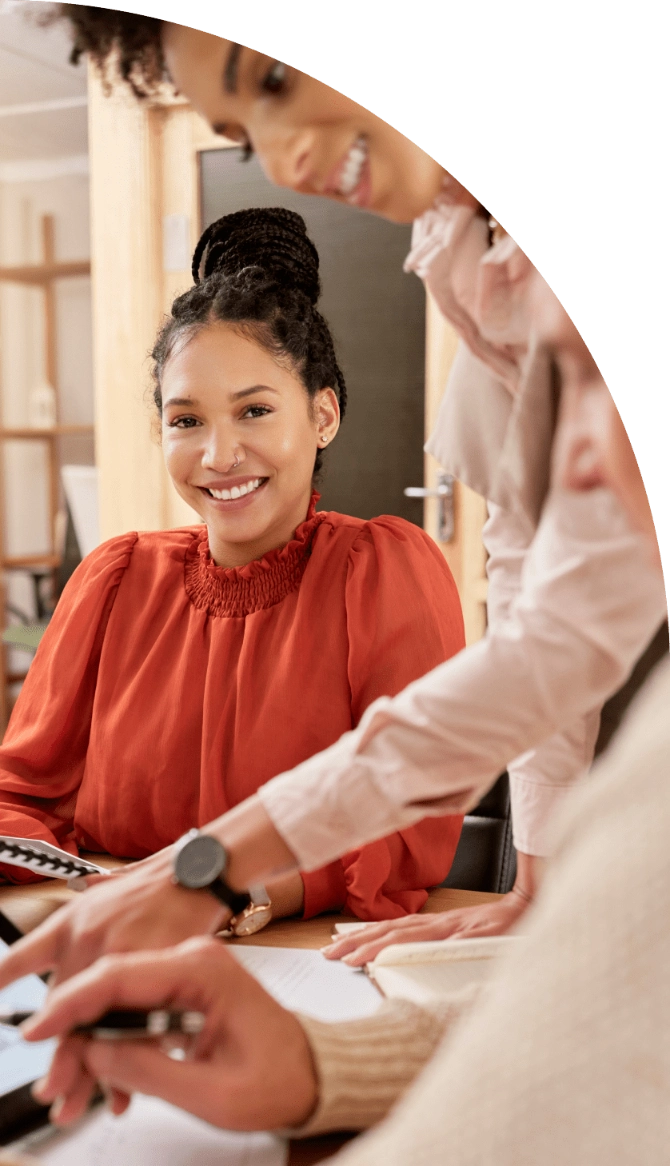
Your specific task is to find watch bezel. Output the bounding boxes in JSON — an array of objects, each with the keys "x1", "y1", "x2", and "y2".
[{"x1": 172, "y1": 829, "x2": 226, "y2": 890}]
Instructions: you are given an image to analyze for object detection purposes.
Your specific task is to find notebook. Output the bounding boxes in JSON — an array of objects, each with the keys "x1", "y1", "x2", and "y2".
[
  {"x1": 366, "y1": 936, "x2": 520, "y2": 1005},
  {"x1": 0, "y1": 837, "x2": 108, "y2": 884}
]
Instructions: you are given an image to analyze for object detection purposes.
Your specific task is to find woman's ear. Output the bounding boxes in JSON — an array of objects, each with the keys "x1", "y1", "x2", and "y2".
[{"x1": 314, "y1": 388, "x2": 340, "y2": 448}]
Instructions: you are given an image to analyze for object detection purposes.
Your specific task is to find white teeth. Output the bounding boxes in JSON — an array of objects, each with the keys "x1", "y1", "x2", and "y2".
[
  {"x1": 208, "y1": 478, "x2": 262, "y2": 501},
  {"x1": 338, "y1": 136, "x2": 367, "y2": 196}
]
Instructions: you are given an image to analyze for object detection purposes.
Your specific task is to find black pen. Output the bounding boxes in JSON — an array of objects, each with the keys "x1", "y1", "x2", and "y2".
[{"x1": 0, "y1": 1008, "x2": 206, "y2": 1039}]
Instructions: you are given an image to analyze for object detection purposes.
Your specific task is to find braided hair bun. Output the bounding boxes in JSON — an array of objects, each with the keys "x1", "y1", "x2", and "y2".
[
  {"x1": 152, "y1": 207, "x2": 348, "y2": 474},
  {"x1": 193, "y1": 207, "x2": 321, "y2": 306}
]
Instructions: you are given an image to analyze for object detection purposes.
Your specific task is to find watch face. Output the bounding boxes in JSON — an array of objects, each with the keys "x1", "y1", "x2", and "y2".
[
  {"x1": 174, "y1": 834, "x2": 225, "y2": 889},
  {"x1": 233, "y1": 904, "x2": 273, "y2": 936}
]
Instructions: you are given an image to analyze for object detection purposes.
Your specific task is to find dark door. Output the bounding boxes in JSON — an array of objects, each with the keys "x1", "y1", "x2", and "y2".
[{"x1": 200, "y1": 149, "x2": 425, "y2": 525}]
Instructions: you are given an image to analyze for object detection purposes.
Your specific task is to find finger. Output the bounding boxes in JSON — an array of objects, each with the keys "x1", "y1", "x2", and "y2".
[
  {"x1": 107, "y1": 1086, "x2": 131, "y2": 1116},
  {"x1": 32, "y1": 1036, "x2": 89, "y2": 1104},
  {"x1": 48, "y1": 1064, "x2": 97, "y2": 1127},
  {"x1": 0, "y1": 912, "x2": 65, "y2": 989},
  {"x1": 24, "y1": 937, "x2": 230, "y2": 1042},
  {"x1": 322, "y1": 916, "x2": 424, "y2": 959},
  {"x1": 341, "y1": 921, "x2": 456, "y2": 966},
  {"x1": 84, "y1": 1040, "x2": 212, "y2": 1114}
]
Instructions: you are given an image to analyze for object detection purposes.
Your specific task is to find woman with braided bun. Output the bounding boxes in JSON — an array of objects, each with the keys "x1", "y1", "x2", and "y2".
[{"x1": 0, "y1": 207, "x2": 466, "y2": 925}]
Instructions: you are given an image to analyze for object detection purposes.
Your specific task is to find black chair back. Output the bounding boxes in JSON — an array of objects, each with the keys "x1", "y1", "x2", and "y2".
[{"x1": 442, "y1": 773, "x2": 516, "y2": 894}]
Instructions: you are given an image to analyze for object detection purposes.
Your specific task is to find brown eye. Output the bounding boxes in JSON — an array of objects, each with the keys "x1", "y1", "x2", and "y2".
[{"x1": 262, "y1": 61, "x2": 286, "y2": 94}]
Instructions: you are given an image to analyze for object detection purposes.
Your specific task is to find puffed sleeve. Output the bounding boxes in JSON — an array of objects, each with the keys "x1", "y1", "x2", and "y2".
[
  {"x1": 0, "y1": 533, "x2": 136, "y2": 883},
  {"x1": 301, "y1": 517, "x2": 465, "y2": 920}
]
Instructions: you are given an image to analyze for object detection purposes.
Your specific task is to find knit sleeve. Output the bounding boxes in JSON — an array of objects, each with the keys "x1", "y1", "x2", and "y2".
[{"x1": 288, "y1": 993, "x2": 477, "y2": 1137}]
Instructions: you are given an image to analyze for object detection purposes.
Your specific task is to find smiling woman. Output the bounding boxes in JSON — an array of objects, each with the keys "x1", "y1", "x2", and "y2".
[
  {"x1": 153, "y1": 206, "x2": 345, "y2": 568},
  {"x1": 0, "y1": 207, "x2": 466, "y2": 925}
]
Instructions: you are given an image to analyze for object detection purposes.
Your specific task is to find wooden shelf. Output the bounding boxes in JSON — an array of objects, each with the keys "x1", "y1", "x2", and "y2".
[
  {"x1": 0, "y1": 425, "x2": 93, "y2": 440},
  {"x1": 0, "y1": 215, "x2": 92, "y2": 729},
  {"x1": 2, "y1": 554, "x2": 60, "y2": 570},
  {"x1": 0, "y1": 260, "x2": 90, "y2": 285}
]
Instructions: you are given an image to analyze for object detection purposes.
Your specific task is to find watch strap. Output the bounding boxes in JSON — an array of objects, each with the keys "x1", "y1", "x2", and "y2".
[{"x1": 207, "y1": 876, "x2": 251, "y2": 917}]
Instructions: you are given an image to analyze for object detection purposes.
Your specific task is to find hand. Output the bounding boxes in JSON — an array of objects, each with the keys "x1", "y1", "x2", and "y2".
[
  {"x1": 320, "y1": 894, "x2": 527, "y2": 966},
  {"x1": 0, "y1": 849, "x2": 230, "y2": 990},
  {"x1": 23, "y1": 937, "x2": 317, "y2": 1132}
]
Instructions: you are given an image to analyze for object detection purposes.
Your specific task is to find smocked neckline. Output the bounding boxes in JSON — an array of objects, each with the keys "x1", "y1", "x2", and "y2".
[{"x1": 184, "y1": 492, "x2": 325, "y2": 617}]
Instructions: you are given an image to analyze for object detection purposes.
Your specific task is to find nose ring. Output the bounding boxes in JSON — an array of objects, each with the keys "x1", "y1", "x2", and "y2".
[{"x1": 232, "y1": 454, "x2": 240, "y2": 469}]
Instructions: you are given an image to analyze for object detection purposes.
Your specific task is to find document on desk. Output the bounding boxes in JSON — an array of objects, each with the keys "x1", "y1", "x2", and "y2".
[
  {"x1": 29, "y1": 1094, "x2": 286, "y2": 1166},
  {"x1": 230, "y1": 944, "x2": 382, "y2": 1021},
  {"x1": 21, "y1": 948, "x2": 378, "y2": 1165}
]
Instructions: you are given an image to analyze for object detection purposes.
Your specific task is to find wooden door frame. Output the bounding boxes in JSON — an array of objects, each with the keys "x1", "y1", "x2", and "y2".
[{"x1": 424, "y1": 294, "x2": 488, "y2": 644}]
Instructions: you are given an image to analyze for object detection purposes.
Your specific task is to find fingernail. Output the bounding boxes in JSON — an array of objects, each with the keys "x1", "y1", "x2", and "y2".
[
  {"x1": 32, "y1": 1076, "x2": 49, "y2": 1100},
  {"x1": 342, "y1": 954, "x2": 361, "y2": 966},
  {"x1": 49, "y1": 1096, "x2": 65, "y2": 1121}
]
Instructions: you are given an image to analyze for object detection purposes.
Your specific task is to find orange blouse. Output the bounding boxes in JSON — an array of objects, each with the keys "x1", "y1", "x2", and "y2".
[{"x1": 0, "y1": 497, "x2": 465, "y2": 920}]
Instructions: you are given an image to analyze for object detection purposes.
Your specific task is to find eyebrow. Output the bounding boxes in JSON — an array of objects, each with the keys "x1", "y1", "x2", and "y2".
[
  {"x1": 231, "y1": 385, "x2": 279, "y2": 401},
  {"x1": 162, "y1": 396, "x2": 195, "y2": 409},
  {"x1": 224, "y1": 43, "x2": 243, "y2": 94},
  {"x1": 163, "y1": 386, "x2": 279, "y2": 409}
]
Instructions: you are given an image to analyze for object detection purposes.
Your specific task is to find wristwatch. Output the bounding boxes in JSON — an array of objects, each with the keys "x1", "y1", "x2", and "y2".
[
  {"x1": 220, "y1": 885, "x2": 273, "y2": 938},
  {"x1": 171, "y1": 829, "x2": 272, "y2": 937}
]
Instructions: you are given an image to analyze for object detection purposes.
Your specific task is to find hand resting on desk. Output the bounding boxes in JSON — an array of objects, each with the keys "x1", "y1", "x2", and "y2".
[
  {"x1": 22, "y1": 937, "x2": 318, "y2": 1132},
  {"x1": 323, "y1": 853, "x2": 544, "y2": 965}
]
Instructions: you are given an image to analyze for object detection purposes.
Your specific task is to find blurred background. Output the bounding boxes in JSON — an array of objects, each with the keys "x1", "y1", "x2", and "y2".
[{"x1": 0, "y1": 3, "x2": 92, "y2": 720}]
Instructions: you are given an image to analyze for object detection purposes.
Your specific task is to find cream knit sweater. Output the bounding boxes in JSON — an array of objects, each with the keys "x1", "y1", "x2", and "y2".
[{"x1": 295, "y1": 657, "x2": 670, "y2": 1163}]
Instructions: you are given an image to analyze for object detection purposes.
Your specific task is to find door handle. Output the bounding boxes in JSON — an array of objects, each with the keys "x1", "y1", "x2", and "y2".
[{"x1": 404, "y1": 472, "x2": 455, "y2": 542}]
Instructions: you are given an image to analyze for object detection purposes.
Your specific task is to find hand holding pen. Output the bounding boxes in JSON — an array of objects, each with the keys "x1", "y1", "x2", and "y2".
[{"x1": 19, "y1": 936, "x2": 318, "y2": 1132}]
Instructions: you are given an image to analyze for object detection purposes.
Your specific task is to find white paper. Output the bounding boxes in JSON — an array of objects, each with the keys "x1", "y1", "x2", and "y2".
[
  {"x1": 0, "y1": 937, "x2": 55, "y2": 1095},
  {"x1": 230, "y1": 945, "x2": 381, "y2": 1021},
  {"x1": 27, "y1": 1094, "x2": 286, "y2": 1166},
  {"x1": 332, "y1": 922, "x2": 367, "y2": 937}
]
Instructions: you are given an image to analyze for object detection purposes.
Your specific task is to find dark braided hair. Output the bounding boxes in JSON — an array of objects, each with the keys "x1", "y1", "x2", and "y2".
[
  {"x1": 152, "y1": 208, "x2": 347, "y2": 475},
  {"x1": 41, "y1": 6, "x2": 165, "y2": 97}
]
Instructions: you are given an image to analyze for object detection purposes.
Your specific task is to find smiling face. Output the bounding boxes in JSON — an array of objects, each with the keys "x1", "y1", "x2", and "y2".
[
  {"x1": 162, "y1": 25, "x2": 446, "y2": 223},
  {"x1": 161, "y1": 322, "x2": 340, "y2": 567}
]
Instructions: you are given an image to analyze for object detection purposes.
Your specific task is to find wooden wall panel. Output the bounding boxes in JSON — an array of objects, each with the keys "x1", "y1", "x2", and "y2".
[{"x1": 424, "y1": 292, "x2": 488, "y2": 645}]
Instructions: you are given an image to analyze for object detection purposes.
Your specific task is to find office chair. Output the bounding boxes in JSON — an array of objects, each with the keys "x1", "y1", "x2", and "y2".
[{"x1": 441, "y1": 772, "x2": 517, "y2": 894}]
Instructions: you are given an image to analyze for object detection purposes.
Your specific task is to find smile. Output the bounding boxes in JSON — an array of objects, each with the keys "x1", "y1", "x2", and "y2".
[
  {"x1": 204, "y1": 478, "x2": 267, "y2": 501},
  {"x1": 338, "y1": 136, "x2": 368, "y2": 197}
]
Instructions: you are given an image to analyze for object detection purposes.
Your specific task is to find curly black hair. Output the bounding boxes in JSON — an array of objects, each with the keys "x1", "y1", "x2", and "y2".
[
  {"x1": 43, "y1": 5, "x2": 165, "y2": 96},
  {"x1": 152, "y1": 207, "x2": 347, "y2": 476}
]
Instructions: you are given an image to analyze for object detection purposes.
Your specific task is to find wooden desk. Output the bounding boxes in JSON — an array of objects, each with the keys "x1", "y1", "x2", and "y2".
[{"x1": 0, "y1": 876, "x2": 500, "y2": 1164}]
